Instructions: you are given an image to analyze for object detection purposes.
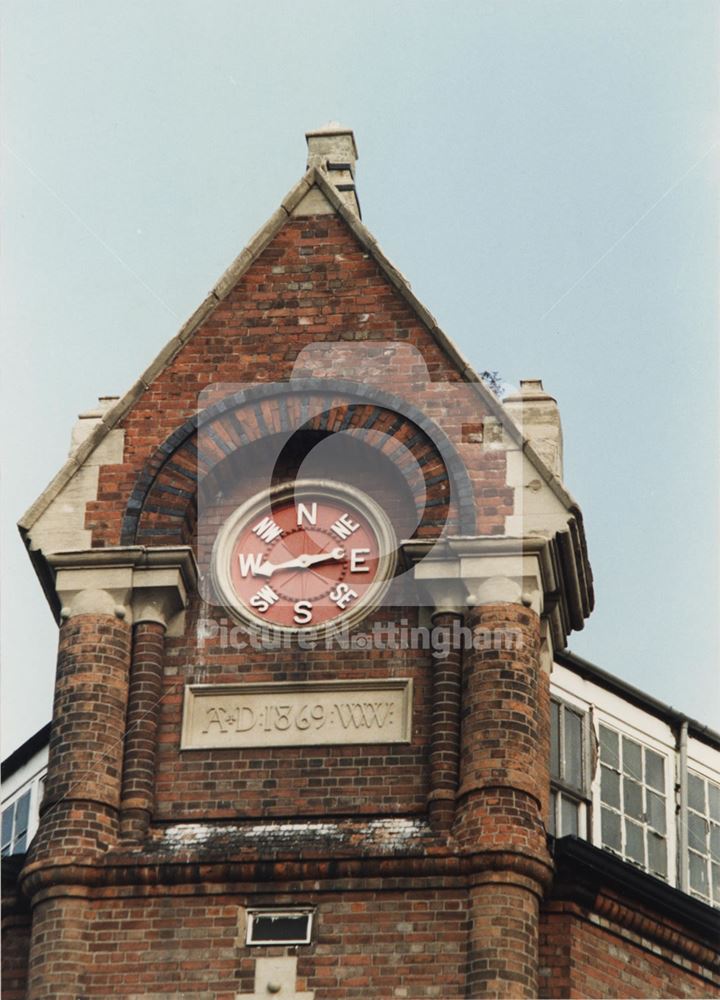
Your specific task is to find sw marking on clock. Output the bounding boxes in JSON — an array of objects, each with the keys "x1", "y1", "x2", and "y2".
[{"x1": 211, "y1": 481, "x2": 396, "y2": 635}]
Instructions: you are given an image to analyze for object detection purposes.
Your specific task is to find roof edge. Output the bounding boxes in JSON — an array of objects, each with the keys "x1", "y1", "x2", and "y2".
[
  {"x1": 556, "y1": 649, "x2": 720, "y2": 748},
  {"x1": 1, "y1": 722, "x2": 51, "y2": 781},
  {"x1": 18, "y1": 163, "x2": 584, "y2": 555},
  {"x1": 551, "y1": 834, "x2": 720, "y2": 949},
  {"x1": 18, "y1": 169, "x2": 318, "y2": 537}
]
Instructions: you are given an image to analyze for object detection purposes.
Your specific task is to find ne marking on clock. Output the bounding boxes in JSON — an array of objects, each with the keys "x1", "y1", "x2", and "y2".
[{"x1": 330, "y1": 512, "x2": 359, "y2": 540}]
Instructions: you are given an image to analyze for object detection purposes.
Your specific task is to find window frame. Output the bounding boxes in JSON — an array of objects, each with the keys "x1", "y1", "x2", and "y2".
[
  {"x1": 590, "y1": 711, "x2": 676, "y2": 886},
  {"x1": 245, "y1": 908, "x2": 315, "y2": 946},
  {"x1": 0, "y1": 768, "x2": 47, "y2": 858},
  {"x1": 549, "y1": 696, "x2": 592, "y2": 839},
  {"x1": 684, "y1": 758, "x2": 720, "y2": 906},
  {"x1": 1, "y1": 788, "x2": 32, "y2": 857}
]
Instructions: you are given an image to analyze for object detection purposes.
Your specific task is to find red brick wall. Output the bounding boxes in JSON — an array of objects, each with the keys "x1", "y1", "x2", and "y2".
[
  {"x1": 539, "y1": 903, "x2": 720, "y2": 999},
  {"x1": 27, "y1": 896, "x2": 90, "y2": 1000},
  {"x1": 83, "y1": 889, "x2": 468, "y2": 999},
  {"x1": 1, "y1": 908, "x2": 31, "y2": 1000},
  {"x1": 155, "y1": 602, "x2": 433, "y2": 820}
]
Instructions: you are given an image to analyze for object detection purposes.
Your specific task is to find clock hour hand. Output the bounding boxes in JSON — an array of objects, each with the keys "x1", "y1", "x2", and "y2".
[{"x1": 255, "y1": 547, "x2": 345, "y2": 577}]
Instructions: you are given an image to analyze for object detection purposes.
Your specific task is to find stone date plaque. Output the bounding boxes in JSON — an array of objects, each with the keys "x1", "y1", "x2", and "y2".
[{"x1": 181, "y1": 679, "x2": 413, "y2": 749}]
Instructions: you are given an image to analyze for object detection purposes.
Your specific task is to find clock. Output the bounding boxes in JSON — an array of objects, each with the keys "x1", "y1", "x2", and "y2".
[{"x1": 211, "y1": 480, "x2": 397, "y2": 634}]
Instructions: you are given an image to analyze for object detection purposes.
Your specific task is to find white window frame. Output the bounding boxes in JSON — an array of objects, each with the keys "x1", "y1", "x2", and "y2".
[
  {"x1": 1, "y1": 787, "x2": 32, "y2": 856},
  {"x1": 591, "y1": 710, "x2": 676, "y2": 887},
  {"x1": 1, "y1": 766, "x2": 47, "y2": 858},
  {"x1": 684, "y1": 750, "x2": 720, "y2": 907},
  {"x1": 550, "y1": 696, "x2": 592, "y2": 839},
  {"x1": 246, "y1": 908, "x2": 315, "y2": 946}
]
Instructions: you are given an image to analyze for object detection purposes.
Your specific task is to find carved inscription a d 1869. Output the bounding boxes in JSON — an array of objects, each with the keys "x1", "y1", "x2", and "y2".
[{"x1": 181, "y1": 679, "x2": 413, "y2": 749}]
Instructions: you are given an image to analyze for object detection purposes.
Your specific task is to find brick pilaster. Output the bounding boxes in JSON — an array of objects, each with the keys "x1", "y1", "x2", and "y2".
[
  {"x1": 120, "y1": 619, "x2": 166, "y2": 840},
  {"x1": 427, "y1": 610, "x2": 463, "y2": 829}
]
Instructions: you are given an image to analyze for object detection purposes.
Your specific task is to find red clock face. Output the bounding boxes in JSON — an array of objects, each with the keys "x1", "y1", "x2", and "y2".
[{"x1": 213, "y1": 484, "x2": 394, "y2": 632}]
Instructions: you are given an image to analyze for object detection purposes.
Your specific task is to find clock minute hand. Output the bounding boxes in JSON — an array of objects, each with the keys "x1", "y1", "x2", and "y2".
[{"x1": 255, "y1": 547, "x2": 345, "y2": 577}]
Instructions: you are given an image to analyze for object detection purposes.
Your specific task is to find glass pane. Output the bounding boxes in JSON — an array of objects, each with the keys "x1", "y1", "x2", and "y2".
[
  {"x1": 602, "y1": 808, "x2": 621, "y2": 851},
  {"x1": 712, "y1": 862, "x2": 720, "y2": 900},
  {"x1": 647, "y1": 832, "x2": 667, "y2": 878},
  {"x1": 644, "y1": 749, "x2": 665, "y2": 793},
  {"x1": 710, "y1": 824, "x2": 720, "y2": 862},
  {"x1": 688, "y1": 773, "x2": 706, "y2": 813},
  {"x1": 250, "y1": 913, "x2": 310, "y2": 943},
  {"x1": 14, "y1": 791, "x2": 30, "y2": 836},
  {"x1": 601, "y1": 766, "x2": 620, "y2": 809},
  {"x1": 548, "y1": 791, "x2": 556, "y2": 837},
  {"x1": 599, "y1": 726, "x2": 619, "y2": 769},
  {"x1": 647, "y1": 790, "x2": 666, "y2": 835},
  {"x1": 688, "y1": 812, "x2": 707, "y2": 853},
  {"x1": 622, "y1": 737, "x2": 642, "y2": 781},
  {"x1": 623, "y1": 779, "x2": 644, "y2": 821},
  {"x1": 560, "y1": 796, "x2": 579, "y2": 837},
  {"x1": 708, "y1": 782, "x2": 720, "y2": 822},
  {"x1": 14, "y1": 831, "x2": 27, "y2": 854},
  {"x1": 1, "y1": 807, "x2": 13, "y2": 848},
  {"x1": 689, "y1": 851, "x2": 708, "y2": 895},
  {"x1": 550, "y1": 702, "x2": 560, "y2": 779},
  {"x1": 625, "y1": 818, "x2": 645, "y2": 865},
  {"x1": 564, "y1": 709, "x2": 583, "y2": 790}
]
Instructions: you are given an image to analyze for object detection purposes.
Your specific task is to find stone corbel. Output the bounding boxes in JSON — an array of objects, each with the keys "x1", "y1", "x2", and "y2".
[
  {"x1": 131, "y1": 549, "x2": 197, "y2": 635},
  {"x1": 48, "y1": 547, "x2": 197, "y2": 633},
  {"x1": 403, "y1": 535, "x2": 565, "y2": 670}
]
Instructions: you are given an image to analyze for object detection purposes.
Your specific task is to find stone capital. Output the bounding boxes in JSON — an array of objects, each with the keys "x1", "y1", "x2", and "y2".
[
  {"x1": 48, "y1": 547, "x2": 197, "y2": 631},
  {"x1": 403, "y1": 535, "x2": 567, "y2": 651}
]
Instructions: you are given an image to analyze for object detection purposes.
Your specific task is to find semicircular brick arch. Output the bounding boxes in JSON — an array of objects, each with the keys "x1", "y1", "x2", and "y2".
[{"x1": 120, "y1": 379, "x2": 476, "y2": 546}]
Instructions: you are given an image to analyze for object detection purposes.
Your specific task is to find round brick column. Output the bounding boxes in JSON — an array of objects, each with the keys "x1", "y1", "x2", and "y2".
[
  {"x1": 32, "y1": 613, "x2": 131, "y2": 862},
  {"x1": 456, "y1": 601, "x2": 552, "y2": 999},
  {"x1": 27, "y1": 896, "x2": 89, "y2": 1000},
  {"x1": 427, "y1": 610, "x2": 463, "y2": 829},
  {"x1": 120, "y1": 619, "x2": 166, "y2": 840}
]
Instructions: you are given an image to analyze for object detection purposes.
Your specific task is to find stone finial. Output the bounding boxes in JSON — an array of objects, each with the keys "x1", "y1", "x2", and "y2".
[
  {"x1": 69, "y1": 395, "x2": 119, "y2": 453},
  {"x1": 305, "y1": 122, "x2": 360, "y2": 216},
  {"x1": 503, "y1": 378, "x2": 564, "y2": 480}
]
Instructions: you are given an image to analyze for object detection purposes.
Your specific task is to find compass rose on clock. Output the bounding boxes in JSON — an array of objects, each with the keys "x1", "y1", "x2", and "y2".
[{"x1": 211, "y1": 480, "x2": 397, "y2": 634}]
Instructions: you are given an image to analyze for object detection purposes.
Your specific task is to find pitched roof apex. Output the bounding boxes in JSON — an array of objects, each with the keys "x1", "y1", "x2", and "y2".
[{"x1": 18, "y1": 148, "x2": 582, "y2": 539}]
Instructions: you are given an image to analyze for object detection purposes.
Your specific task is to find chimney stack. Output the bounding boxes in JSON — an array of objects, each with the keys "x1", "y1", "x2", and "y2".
[
  {"x1": 305, "y1": 122, "x2": 360, "y2": 216},
  {"x1": 503, "y1": 378, "x2": 564, "y2": 480}
]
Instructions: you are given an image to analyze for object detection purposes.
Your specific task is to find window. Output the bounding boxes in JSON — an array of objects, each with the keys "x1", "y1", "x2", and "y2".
[
  {"x1": 246, "y1": 909, "x2": 314, "y2": 946},
  {"x1": 686, "y1": 771, "x2": 720, "y2": 905},
  {"x1": 598, "y1": 724, "x2": 668, "y2": 879},
  {"x1": 550, "y1": 699, "x2": 589, "y2": 837},
  {"x1": 1, "y1": 789, "x2": 31, "y2": 856}
]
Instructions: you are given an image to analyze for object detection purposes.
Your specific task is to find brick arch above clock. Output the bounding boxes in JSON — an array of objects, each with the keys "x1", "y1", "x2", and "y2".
[{"x1": 119, "y1": 379, "x2": 477, "y2": 547}]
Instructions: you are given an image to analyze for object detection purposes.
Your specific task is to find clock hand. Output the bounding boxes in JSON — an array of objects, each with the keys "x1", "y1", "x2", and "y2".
[{"x1": 255, "y1": 547, "x2": 345, "y2": 578}]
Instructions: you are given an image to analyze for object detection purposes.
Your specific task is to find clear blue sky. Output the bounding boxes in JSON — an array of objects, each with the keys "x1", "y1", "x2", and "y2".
[{"x1": 2, "y1": 0, "x2": 718, "y2": 755}]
